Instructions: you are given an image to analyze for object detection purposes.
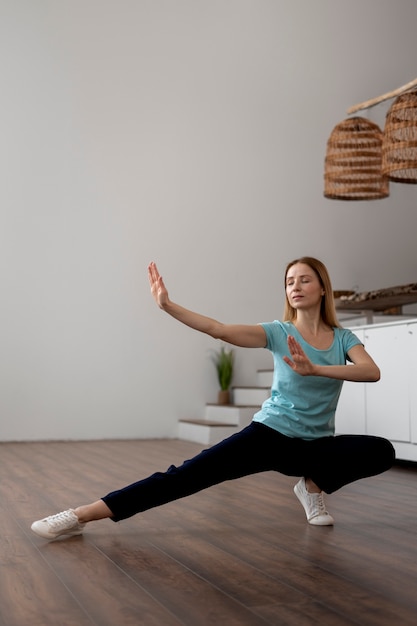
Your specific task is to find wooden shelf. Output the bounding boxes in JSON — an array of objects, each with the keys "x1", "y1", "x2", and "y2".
[
  {"x1": 335, "y1": 293, "x2": 417, "y2": 313},
  {"x1": 336, "y1": 293, "x2": 417, "y2": 323}
]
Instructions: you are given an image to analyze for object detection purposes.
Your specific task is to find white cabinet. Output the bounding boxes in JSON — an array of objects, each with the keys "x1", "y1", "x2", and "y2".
[
  {"x1": 365, "y1": 323, "x2": 410, "y2": 441},
  {"x1": 336, "y1": 329, "x2": 366, "y2": 435},
  {"x1": 409, "y1": 324, "x2": 417, "y2": 446},
  {"x1": 336, "y1": 319, "x2": 417, "y2": 462}
]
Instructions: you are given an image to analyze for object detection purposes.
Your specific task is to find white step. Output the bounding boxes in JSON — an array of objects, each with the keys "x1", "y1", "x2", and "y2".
[
  {"x1": 204, "y1": 405, "x2": 256, "y2": 425},
  {"x1": 177, "y1": 419, "x2": 239, "y2": 445},
  {"x1": 257, "y1": 369, "x2": 273, "y2": 387},
  {"x1": 232, "y1": 386, "x2": 270, "y2": 406},
  {"x1": 178, "y1": 406, "x2": 257, "y2": 445}
]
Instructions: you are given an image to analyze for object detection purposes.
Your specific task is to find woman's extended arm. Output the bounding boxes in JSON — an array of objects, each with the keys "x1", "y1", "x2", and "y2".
[
  {"x1": 283, "y1": 336, "x2": 380, "y2": 382},
  {"x1": 148, "y1": 262, "x2": 266, "y2": 348}
]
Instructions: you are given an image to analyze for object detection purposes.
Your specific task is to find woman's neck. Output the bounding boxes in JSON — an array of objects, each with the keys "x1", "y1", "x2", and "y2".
[
  {"x1": 293, "y1": 311, "x2": 330, "y2": 336},
  {"x1": 292, "y1": 314, "x2": 334, "y2": 350}
]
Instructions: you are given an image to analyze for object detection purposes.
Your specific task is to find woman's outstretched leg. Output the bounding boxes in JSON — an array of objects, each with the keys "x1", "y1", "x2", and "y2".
[{"x1": 30, "y1": 423, "x2": 283, "y2": 539}]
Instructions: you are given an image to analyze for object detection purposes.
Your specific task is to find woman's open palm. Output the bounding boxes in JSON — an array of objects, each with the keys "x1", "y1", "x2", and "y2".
[
  {"x1": 283, "y1": 335, "x2": 315, "y2": 376},
  {"x1": 148, "y1": 262, "x2": 169, "y2": 309}
]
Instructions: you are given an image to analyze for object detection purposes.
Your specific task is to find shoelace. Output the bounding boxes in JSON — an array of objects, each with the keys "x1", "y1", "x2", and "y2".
[
  {"x1": 308, "y1": 491, "x2": 328, "y2": 518},
  {"x1": 45, "y1": 510, "x2": 77, "y2": 530}
]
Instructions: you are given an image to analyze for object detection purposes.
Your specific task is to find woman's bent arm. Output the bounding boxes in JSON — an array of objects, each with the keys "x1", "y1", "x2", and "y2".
[
  {"x1": 284, "y1": 337, "x2": 380, "y2": 382},
  {"x1": 313, "y1": 343, "x2": 380, "y2": 382}
]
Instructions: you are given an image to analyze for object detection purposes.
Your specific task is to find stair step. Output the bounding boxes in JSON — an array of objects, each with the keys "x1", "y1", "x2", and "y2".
[
  {"x1": 178, "y1": 404, "x2": 257, "y2": 444},
  {"x1": 204, "y1": 405, "x2": 258, "y2": 425},
  {"x1": 232, "y1": 386, "x2": 270, "y2": 406},
  {"x1": 257, "y1": 369, "x2": 273, "y2": 387},
  {"x1": 178, "y1": 420, "x2": 239, "y2": 445},
  {"x1": 179, "y1": 418, "x2": 237, "y2": 427}
]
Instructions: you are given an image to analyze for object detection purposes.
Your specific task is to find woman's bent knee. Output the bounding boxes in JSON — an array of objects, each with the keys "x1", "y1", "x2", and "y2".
[{"x1": 378, "y1": 437, "x2": 396, "y2": 471}]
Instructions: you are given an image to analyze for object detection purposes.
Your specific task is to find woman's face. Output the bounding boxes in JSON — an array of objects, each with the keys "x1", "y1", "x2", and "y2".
[{"x1": 285, "y1": 263, "x2": 324, "y2": 311}]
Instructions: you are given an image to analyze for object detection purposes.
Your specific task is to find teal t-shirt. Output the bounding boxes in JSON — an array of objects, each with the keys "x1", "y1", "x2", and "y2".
[{"x1": 252, "y1": 321, "x2": 362, "y2": 440}]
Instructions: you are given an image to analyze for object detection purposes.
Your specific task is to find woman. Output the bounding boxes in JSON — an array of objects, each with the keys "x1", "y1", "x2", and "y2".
[{"x1": 31, "y1": 257, "x2": 395, "y2": 539}]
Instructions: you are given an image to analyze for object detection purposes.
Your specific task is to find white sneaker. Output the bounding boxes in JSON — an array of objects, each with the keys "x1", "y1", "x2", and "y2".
[
  {"x1": 31, "y1": 509, "x2": 85, "y2": 539},
  {"x1": 294, "y1": 478, "x2": 334, "y2": 526}
]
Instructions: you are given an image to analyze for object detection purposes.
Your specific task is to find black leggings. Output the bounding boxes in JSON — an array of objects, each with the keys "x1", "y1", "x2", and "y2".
[{"x1": 102, "y1": 422, "x2": 395, "y2": 522}]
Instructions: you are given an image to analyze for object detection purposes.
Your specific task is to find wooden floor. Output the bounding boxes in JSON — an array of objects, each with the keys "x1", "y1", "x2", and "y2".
[{"x1": 0, "y1": 439, "x2": 416, "y2": 626}]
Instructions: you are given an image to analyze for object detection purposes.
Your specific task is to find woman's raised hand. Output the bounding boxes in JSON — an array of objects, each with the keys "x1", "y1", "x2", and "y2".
[
  {"x1": 283, "y1": 336, "x2": 316, "y2": 376},
  {"x1": 148, "y1": 262, "x2": 169, "y2": 309}
]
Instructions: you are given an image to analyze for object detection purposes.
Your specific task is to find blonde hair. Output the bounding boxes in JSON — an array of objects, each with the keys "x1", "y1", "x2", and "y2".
[{"x1": 283, "y1": 256, "x2": 341, "y2": 328}]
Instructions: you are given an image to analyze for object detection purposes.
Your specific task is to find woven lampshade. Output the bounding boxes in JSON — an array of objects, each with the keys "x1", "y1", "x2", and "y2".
[
  {"x1": 324, "y1": 116, "x2": 389, "y2": 200},
  {"x1": 382, "y1": 91, "x2": 417, "y2": 183}
]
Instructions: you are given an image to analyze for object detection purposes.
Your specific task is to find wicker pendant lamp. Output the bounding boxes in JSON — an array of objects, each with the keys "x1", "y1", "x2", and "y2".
[
  {"x1": 324, "y1": 116, "x2": 389, "y2": 200},
  {"x1": 382, "y1": 91, "x2": 417, "y2": 183}
]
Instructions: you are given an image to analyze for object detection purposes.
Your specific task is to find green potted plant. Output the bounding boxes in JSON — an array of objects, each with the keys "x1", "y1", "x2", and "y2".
[{"x1": 211, "y1": 345, "x2": 234, "y2": 405}]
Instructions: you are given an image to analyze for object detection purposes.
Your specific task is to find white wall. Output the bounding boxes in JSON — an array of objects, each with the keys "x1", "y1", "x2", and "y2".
[{"x1": 1, "y1": 0, "x2": 417, "y2": 440}]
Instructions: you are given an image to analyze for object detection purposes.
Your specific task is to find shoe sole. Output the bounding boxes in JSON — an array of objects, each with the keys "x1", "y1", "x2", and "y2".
[{"x1": 31, "y1": 523, "x2": 84, "y2": 539}]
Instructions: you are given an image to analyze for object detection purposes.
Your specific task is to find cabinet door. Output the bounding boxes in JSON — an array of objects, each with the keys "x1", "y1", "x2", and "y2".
[
  {"x1": 408, "y1": 323, "x2": 417, "y2": 444},
  {"x1": 335, "y1": 329, "x2": 366, "y2": 435},
  {"x1": 336, "y1": 380, "x2": 366, "y2": 434},
  {"x1": 365, "y1": 324, "x2": 410, "y2": 442}
]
